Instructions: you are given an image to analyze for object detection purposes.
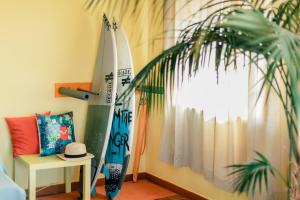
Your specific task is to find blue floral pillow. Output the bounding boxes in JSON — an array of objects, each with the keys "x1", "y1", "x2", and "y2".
[{"x1": 36, "y1": 112, "x2": 76, "y2": 156}]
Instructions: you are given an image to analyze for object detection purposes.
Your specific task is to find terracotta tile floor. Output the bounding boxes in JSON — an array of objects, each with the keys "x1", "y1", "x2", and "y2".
[{"x1": 38, "y1": 180, "x2": 176, "y2": 200}]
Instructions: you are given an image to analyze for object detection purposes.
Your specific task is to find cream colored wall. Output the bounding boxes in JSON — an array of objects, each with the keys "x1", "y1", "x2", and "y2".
[{"x1": 0, "y1": 0, "x2": 160, "y2": 189}]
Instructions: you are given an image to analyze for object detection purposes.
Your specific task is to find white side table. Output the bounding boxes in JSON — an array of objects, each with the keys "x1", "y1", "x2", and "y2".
[{"x1": 16, "y1": 154, "x2": 93, "y2": 200}]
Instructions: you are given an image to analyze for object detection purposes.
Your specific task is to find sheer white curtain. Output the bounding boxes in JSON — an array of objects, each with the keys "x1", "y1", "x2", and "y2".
[
  {"x1": 160, "y1": 0, "x2": 288, "y2": 198},
  {"x1": 248, "y1": 62, "x2": 289, "y2": 199}
]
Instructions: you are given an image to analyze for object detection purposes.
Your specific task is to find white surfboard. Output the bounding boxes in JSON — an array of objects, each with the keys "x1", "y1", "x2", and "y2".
[
  {"x1": 83, "y1": 14, "x2": 118, "y2": 191},
  {"x1": 102, "y1": 21, "x2": 135, "y2": 200}
]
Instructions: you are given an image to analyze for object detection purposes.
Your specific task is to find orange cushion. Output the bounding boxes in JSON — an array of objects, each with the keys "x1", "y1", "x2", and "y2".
[{"x1": 5, "y1": 112, "x2": 50, "y2": 157}]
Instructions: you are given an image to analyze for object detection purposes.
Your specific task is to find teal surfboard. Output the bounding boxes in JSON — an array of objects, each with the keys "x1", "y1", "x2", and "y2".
[
  {"x1": 102, "y1": 22, "x2": 135, "y2": 200},
  {"x1": 83, "y1": 15, "x2": 118, "y2": 192}
]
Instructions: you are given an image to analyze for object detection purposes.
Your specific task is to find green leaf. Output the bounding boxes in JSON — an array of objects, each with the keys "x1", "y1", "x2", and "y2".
[{"x1": 227, "y1": 152, "x2": 275, "y2": 195}]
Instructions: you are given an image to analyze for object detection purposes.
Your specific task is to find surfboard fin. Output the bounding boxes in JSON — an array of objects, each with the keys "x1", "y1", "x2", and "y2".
[
  {"x1": 91, "y1": 188, "x2": 97, "y2": 197},
  {"x1": 108, "y1": 190, "x2": 120, "y2": 200},
  {"x1": 101, "y1": 165, "x2": 110, "y2": 179}
]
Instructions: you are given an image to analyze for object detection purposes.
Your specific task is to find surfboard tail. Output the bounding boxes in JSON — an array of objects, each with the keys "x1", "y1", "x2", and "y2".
[{"x1": 104, "y1": 156, "x2": 130, "y2": 199}]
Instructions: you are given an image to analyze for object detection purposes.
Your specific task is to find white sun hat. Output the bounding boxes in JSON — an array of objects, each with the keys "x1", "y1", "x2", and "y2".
[{"x1": 57, "y1": 142, "x2": 94, "y2": 161}]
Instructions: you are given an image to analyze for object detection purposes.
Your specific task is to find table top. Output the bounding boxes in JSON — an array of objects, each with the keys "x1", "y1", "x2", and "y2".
[{"x1": 17, "y1": 154, "x2": 93, "y2": 170}]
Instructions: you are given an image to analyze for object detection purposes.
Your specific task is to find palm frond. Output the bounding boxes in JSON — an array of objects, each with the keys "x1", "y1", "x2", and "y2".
[
  {"x1": 220, "y1": 8, "x2": 300, "y2": 160},
  {"x1": 273, "y1": 0, "x2": 300, "y2": 33},
  {"x1": 116, "y1": 0, "x2": 300, "y2": 104},
  {"x1": 118, "y1": 1, "x2": 247, "y2": 106},
  {"x1": 227, "y1": 152, "x2": 287, "y2": 195}
]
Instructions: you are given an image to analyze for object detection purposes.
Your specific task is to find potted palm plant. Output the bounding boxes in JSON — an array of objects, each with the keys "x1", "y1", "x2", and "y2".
[{"x1": 87, "y1": 0, "x2": 300, "y2": 199}]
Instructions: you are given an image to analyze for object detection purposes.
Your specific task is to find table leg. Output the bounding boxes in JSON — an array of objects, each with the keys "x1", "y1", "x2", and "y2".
[
  {"x1": 83, "y1": 162, "x2": 91, "y2": 200},
  {"x1": 28, "y1": 168, "x2": 36, "y2": 200},
  {"x1": 64, "y1": 167, "x2": 72, "y2": 193}
]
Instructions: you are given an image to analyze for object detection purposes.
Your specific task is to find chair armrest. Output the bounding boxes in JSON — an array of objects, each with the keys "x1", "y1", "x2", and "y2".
[{"x1": 0, "y1": 171, "x2": 26, "y2": 200}]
